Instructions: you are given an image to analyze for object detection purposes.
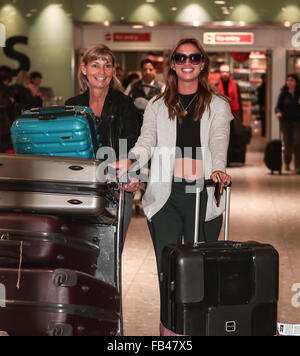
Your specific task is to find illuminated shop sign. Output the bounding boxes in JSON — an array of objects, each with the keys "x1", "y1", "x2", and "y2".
[
  {"x1": 105, "y1": 32, "x2": 151, "y2": 42},
  {"x1": 204, "y1": 32, "x2": 254, "y2": 45}
]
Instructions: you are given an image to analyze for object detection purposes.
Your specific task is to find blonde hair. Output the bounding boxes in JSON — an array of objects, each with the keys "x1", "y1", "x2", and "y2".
[
  {"x1": 16, "y1": 70, "x2": 30, "y2": 86},
  {"x1": 78, "y1": 43, "x2": 122, "y2": 92}
]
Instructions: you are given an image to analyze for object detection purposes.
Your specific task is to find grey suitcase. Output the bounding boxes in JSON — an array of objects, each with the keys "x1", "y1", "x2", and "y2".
[
  {"x1": 0, "y1": 154, "x2": 111, "y2": 217},
  {"x1": 0, "y1": 153, "x2": 102, "y2": 183}
]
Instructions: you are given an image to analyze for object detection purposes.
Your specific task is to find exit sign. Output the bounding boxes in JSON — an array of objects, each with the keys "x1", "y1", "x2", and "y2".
[{"x1": 204, "y1": 32, "x2": 254, "y2": 45}]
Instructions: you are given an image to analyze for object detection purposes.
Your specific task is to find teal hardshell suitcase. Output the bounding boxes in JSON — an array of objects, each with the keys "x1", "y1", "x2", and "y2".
[{"x1": 11, "y1": 106, "x2": 100, "y2": 158}]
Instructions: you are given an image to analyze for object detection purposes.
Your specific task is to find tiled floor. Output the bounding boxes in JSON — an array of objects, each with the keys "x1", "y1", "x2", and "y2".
[{"x1": 121, "y1": 135, "x2": 300, "y2": 336}]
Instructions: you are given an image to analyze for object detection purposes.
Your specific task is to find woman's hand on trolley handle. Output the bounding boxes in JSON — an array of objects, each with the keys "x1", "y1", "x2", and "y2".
[
  {"x1": 210, "y1": 170, "x2": 231, "y2": 198},
  {"x1": 109, "y1": 158, "x2": 141, "y2": 192}
]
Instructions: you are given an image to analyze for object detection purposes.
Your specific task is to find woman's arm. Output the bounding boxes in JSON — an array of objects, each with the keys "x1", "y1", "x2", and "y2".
[
  {"x1": 110, "y1": 98, "x2": 158, "y2": 189},
  {"x1": 209, "y1": 99, "x2": 233, "y2": 193}
]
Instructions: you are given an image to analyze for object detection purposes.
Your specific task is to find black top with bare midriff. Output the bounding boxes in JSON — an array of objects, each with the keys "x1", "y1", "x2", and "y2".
[{"x1": 176, "y1": 93, "x2": 201, "y2": 160}]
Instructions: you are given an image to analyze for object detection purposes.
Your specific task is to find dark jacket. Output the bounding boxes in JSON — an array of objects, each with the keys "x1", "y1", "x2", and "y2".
[
  {"x1": 0, "y1": 84, "x2": 13, "y2": 152},
  {"x1": 129, "y1": 79, "x2": 164, "y2": 101},
  {"x1": 276, "y1": 88, "x2": 300, "y2": 122},
  {"x1": 65, "y1": 87, "x2": 139, "y2": 159},
  {"x1": 9, "y1": 84, "x2": 43, "y2": 117}
]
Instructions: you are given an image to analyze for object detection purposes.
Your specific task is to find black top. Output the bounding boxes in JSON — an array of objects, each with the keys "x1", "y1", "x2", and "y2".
[
  {"x1": 176, "y1": 93, "x2": 201, "y2": 160},
  {"x1": 65, "y1": 87, "x2": 139, "y2": 159},
  {"x1": 276, "y1": 89, "x2": 300, "y2": 122}
]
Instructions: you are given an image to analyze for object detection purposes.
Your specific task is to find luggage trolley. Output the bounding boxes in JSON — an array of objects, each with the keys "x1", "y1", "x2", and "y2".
[{"x1": 0, "y1": 154, "x2": 125, "y2": 336}]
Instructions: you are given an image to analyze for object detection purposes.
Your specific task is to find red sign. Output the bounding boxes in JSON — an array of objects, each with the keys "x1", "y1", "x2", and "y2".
[
  {"x1": 105, "y1": 32, "x2": 151, "y2": 42},
  {"x1": 204, "y1": 32, "x2": 254, "y2": 45}
]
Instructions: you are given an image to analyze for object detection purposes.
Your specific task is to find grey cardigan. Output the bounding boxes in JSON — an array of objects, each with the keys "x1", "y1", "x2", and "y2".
[{"x1": 130, "y1": 94, "x2": 233, "y2": 221}]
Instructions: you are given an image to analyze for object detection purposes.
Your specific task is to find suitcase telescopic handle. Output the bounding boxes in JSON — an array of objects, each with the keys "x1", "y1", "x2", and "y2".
[
  {"x1": 30, "y1": 105, "x2": 75, "y2": 112},
  {"x1": 194, "y1": 179, "x2": 231, "y2": 245}
]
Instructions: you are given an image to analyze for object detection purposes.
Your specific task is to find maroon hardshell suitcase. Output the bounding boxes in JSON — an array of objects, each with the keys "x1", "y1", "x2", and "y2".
[
  {"x1": 0, "y1": 268, "x2": 120, "y2": 336},
  {"x1": 0, "y1": 213, "x2": 102, "y2": 275}
]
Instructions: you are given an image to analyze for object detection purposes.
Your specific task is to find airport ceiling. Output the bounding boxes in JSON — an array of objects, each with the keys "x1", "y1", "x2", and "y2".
[{"x1": 0, "y1": 0, "x2": 300, "y2": 27}]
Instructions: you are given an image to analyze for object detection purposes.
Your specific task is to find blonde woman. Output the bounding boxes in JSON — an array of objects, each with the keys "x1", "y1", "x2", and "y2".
[
  {"x1": 10, "y1": 70, "x2": 42, "y2": 116},
  {"x1": 66, "y1": 43, "x2": 140, "y2": 246}
]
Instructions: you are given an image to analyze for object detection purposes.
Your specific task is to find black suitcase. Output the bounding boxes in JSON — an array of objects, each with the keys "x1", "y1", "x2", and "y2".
[
  {"x1": 160, "y1": 181, "x2": 279, "y2": 336},
  {"x1": 264, "y1": 140, "x2": 282, "y2": 174}
]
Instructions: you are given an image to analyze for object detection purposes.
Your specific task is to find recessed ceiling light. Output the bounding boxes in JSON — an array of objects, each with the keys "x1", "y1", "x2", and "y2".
[
  {"x1": 148, "y1": 21, "x2": 155, "y2": 27},
  {"x1": 132, "y1": 25, "x2": 144, "y2": 29},
  {"x1": 171, "y1": 7, "x2": 177, "y2": 11},
  {"x1": 146, "y1": 0, "x2": 156, "y2": 3},
  {"x1": 104, "y1": 20, "x2": 110, "y2": 26},
  {"x1": 215, "y1": 1, "x2": 226, "y2": 4},
  {"x1": 284, "y1": 21, "x2": 291, "y2": 27}
]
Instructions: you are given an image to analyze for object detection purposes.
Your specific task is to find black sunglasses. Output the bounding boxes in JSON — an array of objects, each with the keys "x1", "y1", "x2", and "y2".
[{"x1": 173, "y1": 52, "x2": 203, "y2": 65}]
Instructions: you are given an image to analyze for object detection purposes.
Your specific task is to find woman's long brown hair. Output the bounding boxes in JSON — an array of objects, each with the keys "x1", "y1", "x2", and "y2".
[{"x1": 156, "y1": 38, "x2": 224, "y2": 124}]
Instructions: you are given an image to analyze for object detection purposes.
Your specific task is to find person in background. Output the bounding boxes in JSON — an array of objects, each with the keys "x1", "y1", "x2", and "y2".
[
  {"x1": 125, "y1": 59, "x2": 165, "y2": 127},
  {"x1": 65, "y1": 43, "x2": 140, "y2": 247},
  {"x1": 27, "y1": 71, "x2": 45, "y2": 100},
  {"x1": 0, "y1": 72, "x2": 14, "y2": 152},
  {"x1": 257, "y1": 73, "x2": 266, "y2": 137},
  {"x1": 275, "y1": 74, "x2": 300, "y2": 174},
  {"x1": 112, "y1": 38, "x2": 232, "y2": 333},
  {"x1": 116, "y1": 66, "x2": 125, "y2": 91},
  {"x1": 123, "y1": 72, "x2": 140, "y2": 92},
  {"x1": 0, "y1": 66, "x2": 13, "y2": 85},
  {"x1": 218, "y1": 64, "x2": 245, "y2": 165},
  {"x1": 10, "y1": 70, "x2": 42, "y2": 117},
  {"x1": 218, "y1": 64, "x2": 242, "y2": 117}
]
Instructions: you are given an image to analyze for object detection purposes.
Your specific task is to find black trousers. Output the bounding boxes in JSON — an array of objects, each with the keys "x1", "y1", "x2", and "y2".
[
  {"x1": 147, "y1": 181, "x2": 223, "y2": 276},
  {"x1": 280, "y1": 120, "x2": 300, "y2": 170}
]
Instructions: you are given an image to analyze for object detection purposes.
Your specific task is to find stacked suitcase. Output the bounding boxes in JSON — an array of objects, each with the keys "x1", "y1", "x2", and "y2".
[
  {"x1": 0, "y1": 108, "x2": 124, "y2": 336},
  {"x1": 10, "y1": 106, "x2": 100, "y2": 159}
]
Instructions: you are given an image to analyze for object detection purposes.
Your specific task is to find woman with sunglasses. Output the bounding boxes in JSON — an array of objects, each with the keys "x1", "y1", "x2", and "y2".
[{"x1": 114, "y1": 37, "x2": 232, "y2": 320}]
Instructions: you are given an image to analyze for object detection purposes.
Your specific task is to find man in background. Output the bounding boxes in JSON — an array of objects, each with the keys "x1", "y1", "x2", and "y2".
[
  {"x1": 27, "y1": 71, "x2": 44, "y2": 101},
  {"x1": 125, "y1": 59, "x2": 165, "y2": 126},
  {"x1": 218, "y1": 64, "x2": 242, "y2": 117},
  {"x1": 218, "y1": 64, "x2": 249, "y2": 165}
]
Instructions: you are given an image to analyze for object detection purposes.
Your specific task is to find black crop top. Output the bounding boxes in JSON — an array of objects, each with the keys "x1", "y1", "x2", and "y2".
[{"x1": 176, "y1": 93, "x2": 201, "y2": 160}]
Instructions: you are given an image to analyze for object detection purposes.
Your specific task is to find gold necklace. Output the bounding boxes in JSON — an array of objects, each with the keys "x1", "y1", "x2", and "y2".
[{"x1": 179, "y1": 93, "x2": 198, "y2": 117}]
